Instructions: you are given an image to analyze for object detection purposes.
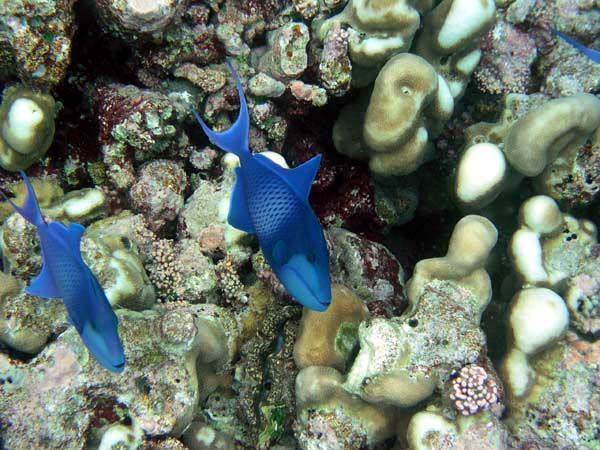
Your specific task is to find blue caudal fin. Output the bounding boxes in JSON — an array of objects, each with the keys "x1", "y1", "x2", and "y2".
[
  {"x1": 0, "y1": 170, "x2": 46, "y2": 228},
  {"x1": 227, "y1": 167, "x2": 255, "y2": 233},
  {"x1": 551, "y1": 28, "x2": 600, "y2": 63},
  {"x1": 193, "y1": 60, "x2": 250, "y2": 158}
]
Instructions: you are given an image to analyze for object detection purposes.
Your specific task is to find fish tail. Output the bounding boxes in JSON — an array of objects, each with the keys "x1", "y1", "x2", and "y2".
[
  {"x1": 0, "y1": 170, "x2": 45, "y2": 228},
  {"x1": 193, "y1": 60, "x2": 250, "y2": 159}
]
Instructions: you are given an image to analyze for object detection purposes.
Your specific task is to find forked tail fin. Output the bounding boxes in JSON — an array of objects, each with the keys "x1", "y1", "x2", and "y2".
[
  {"x1": 0, "y1": 170, "x2": 45, "y2": 228},
  {"x1": 193, "y1": 60, "x2": 250, "y2": 158}
]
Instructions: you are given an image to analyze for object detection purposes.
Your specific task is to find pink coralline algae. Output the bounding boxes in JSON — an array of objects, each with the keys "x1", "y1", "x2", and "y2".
[
  {"x1": 92, "y1": 83, "x2": 188, "y2": 190},
  {"x1": 288, "y1": 135, "x2": 384, "y2": 235},
  {"x1": 475, "y1": 20, "x2": 538, "y2": 95},
  {"x1": 450, "y1": 364, "x2": 500, "y2": 416}
]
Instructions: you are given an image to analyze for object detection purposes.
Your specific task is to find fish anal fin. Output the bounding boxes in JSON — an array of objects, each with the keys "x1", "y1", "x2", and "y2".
[
  {"x1": 26, "y1": 264, "x2": 61, "y2": 298},
  {"x1": 227, "y1": 167, "x2": 255, "y2": 233}
]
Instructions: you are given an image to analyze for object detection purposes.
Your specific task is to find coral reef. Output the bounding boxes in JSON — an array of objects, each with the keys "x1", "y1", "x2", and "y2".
[
  {"x1": 0, "y1": 303, "x2": 239, "y2": 449},
  {"x1": 0, "y1": 0, "x2": 77, "y2": 89},
  {"x1": 1, "y1": 0, "x2": 600, "y2": 448}
]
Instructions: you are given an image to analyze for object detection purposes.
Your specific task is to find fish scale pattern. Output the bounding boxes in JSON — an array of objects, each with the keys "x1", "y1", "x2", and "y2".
[
  {"x1": 245, "y1": 166, "x2": 301, "y2": 248},
  {"x1": 43, "y1": 239, "x2": 80, "y2": 297}
]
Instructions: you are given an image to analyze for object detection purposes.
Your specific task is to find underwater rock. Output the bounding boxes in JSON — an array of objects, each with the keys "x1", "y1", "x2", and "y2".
[
  {"x1": 234, "y1": 303, "x2": 301, "y2": 448},
  {"x1": 0, "y1": 274, "x2": 68, "y2": 354},
  {"x1": 0, "y1": 303, "x2": 239, "y2": 449},
  {"x1": 343, "y1": 280, "x2": 488, "y2": 408},
  {"x1": 475, "y1": 19, "x2": 537, "y2": 95},
  {"x1": 92, "y1": 83, "x2": 190, "y2": 190},
  {"x1": 94, "y1": 0, "x2": 188, "y2": 40},
  {"x1": 504, "y1": 331, "x2": 600, "y2": 449},
  {"x1": 318, "y1": 23, "x2": 352, "y2": 96},
  {"x1": 0, "y1": 0, "x2": 76, "y2": 88},
  {"x1": 327, "y1": 227, "x2": 406, "y2": 317},
  {"x1": 257, "y1": 22, "x2": 311, "y2": 82},
  {"x1": 129, "y1": 159, "x2": 188, "y2": 234}
]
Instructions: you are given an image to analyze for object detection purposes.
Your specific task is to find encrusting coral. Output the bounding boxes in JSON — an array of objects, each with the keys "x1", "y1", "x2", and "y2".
[{"x1": 0, "y1": 303, "x2": 239, "y2": 450}]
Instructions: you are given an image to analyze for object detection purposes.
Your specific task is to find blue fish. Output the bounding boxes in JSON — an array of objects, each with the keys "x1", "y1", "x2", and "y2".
[
  {"x1": 0, "y1": 171, "x2": 125, "y2": 372},
  {"x1": 551, "y1": 28, "x2": 600, "y2": 63},
  {"x1": 193, "y1": 61, "x2": 332, "y2": 311}
]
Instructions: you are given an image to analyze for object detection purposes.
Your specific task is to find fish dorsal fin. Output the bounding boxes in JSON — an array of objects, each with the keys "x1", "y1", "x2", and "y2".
[
  {"x1": 254, "y1": 153, "x2": 322, "y2": 200},
  {"x1": 47, "y1": 221, "x2": 86, "y2": 264},
  {"x1": 27, "y1": 222, "x2": 86, "y2": 298},
  {"x1": 287, "y1": 155, "x2": 322, "y2": 200},
  {"x1": 227, "y1": 167, "x2": 255, "y2": 233},
  {"x1": 26, "y1": 259, "x2": 60, "y2": 298}
]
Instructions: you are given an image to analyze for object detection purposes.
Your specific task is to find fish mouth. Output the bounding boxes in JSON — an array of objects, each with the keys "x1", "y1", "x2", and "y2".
[{"x1": 279, "y1": 261, "x2": 330, "y2": 310}]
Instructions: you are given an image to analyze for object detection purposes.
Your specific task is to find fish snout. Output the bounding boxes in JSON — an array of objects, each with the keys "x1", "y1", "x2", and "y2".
[{"x1": 278, "y1": 253, "x2": 331, "y2": 311}]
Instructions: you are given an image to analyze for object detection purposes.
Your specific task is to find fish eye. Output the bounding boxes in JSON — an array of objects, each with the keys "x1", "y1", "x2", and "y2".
[{"x1": 306, "y1": 251, "x2": 316, "y2": 263}]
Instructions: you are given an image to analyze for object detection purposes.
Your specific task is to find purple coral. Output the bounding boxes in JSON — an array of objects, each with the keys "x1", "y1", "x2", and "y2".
[
  {"x1": 475, "y1": 20, "x2": 537, "y2": 94},
  {"x1": 450, "y1": 364, "x2": 500, "y2": 416}
]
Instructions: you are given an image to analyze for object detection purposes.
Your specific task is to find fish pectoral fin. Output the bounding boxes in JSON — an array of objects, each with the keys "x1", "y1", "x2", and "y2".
[
  {"x1": 227, "y1": 167, "x2": 255, "y2": 233},
  {"x1": 26, "y1": 264, "x2": 61, "y2": 298}
]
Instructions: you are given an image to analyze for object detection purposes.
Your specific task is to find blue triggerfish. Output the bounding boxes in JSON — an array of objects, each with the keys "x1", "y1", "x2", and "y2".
[
  {"x1": 193, "y1": 61, "x2": 332, "y2": 311},
  {"x1": 551, "y1": 28, "x2": 600, "y2": 64},
  {"x1": 0, "y1": 171, "x2": 125, "y2": 372}
]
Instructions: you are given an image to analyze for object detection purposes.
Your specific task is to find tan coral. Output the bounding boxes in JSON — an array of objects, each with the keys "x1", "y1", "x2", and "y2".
[
  {"x1": 406, "y1": 215, "x2": 498, "y2": 310},
  {"x1": 0, "y1": 85, "x2": 56, "y2": 172},
  {"x1": 0, "y1": 176, "x2": 63, "y2": 223},
  {"x1": 293, "y1": 284, "x2": 369, "y2": 372},
  {"x1": 295, "y1": 366, "x2": 398, "y2": 448},
  {"x1": 333, "y1": 53, "x2": 454, "y2": 176},
  {"x1": 317, "y1": 0, "x2": 434, "y2": 67},
  {"x1": 504, "y1": 94, "x2": 600, "y2": 177},
  {"x1": 414, "y1": 0, "x2": 496, "y2": 99}
]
